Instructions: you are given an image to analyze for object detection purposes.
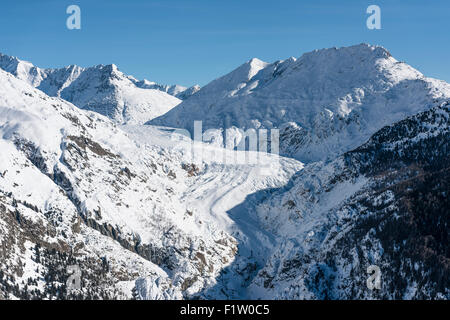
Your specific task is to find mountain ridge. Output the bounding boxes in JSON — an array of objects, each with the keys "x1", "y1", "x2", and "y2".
[
  {"x1": 0, "y1": 43, "x2": 448, "y2": 300},
  {"x1": 149, "y1": 43, "x2": 450, "y2": 162},
  {"x1": 0, "y1": 67, "x2": 301, "y2": 299},
  {"x1": 0, "y1": 53, "x2": 201, "y2": 125}
]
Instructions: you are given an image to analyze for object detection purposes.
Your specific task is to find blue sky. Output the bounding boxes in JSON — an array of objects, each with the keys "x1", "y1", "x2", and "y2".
[{"x1": 0, "y1": 0, "x2": 449, "y2": 87}]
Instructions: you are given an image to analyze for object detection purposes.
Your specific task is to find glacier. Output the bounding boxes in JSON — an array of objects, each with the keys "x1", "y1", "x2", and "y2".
[{"x1": 0, "y1": 44, "x2": 449, "y2": 300}]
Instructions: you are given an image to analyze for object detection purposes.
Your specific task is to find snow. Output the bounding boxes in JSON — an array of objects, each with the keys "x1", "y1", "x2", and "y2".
[
  {"x1": 0, "y1": 53, "x2": 184, "y2": 125},
  {"x1": 1, "y1": 43, "x2": 449, "y2": 300},
  {"x1": 149, "y1": 43, "x2": 450, "y2": 163},
  {"x1": 0, "y1": 66, "x2": 302, "y2": 299}
]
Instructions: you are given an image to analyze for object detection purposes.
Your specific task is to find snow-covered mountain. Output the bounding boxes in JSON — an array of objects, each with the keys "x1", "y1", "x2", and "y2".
[
  {"x1": 0, "y1": 53, "x2": 200, "y2": 125},
  {"x1": 0, "y1": 44, "x2": 449, "y2": 300},
  {"x1": 247, "y1": 101, "x2": 449, "y2": 299},
  {"x1": 149, "y1": 44, "x2": 450, "y2": 162},
  {"x1": 0, "y1": 67, "x2": 300, "y2": 299},
  {"x1": 132, "y1": 79, "x2": 200, "y2": 100}
]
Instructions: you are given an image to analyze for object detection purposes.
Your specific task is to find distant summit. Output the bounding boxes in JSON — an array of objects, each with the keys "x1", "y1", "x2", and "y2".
[
  {"x1": 149, "y1": 44, "x2": 450, "y2": 162},
  {"x1": 0, "y1": 53, "x2": 199, "y2": 124}
]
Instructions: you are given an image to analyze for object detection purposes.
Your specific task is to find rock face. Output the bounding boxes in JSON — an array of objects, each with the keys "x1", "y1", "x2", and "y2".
[
  {"x1": 0, "y1": 53, "x2": 189, "y2": 125},
  {"x1": 149, "y1": 44, "x2": 450, "y2": 163},
  {"x1": 0, "y1": 44, "x2": 449, "y2": 300}
]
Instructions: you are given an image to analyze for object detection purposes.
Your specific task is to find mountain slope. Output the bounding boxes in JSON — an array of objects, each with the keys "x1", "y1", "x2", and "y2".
[
  {"x1": 0, "y1": 53, "x2": 186, "y2": 124},
  {"x1": 149, "y1": 44, "x2": 450, "y2": 162},
  {"x1": 0, "y1": 68, "x2": 300, "y2": 299},
  {"x1": 1, "y1": 44, "x2": 449, "y2": 300},
  {"x1": 247, "y1": 101, "x2": 449, "y2": 299}
]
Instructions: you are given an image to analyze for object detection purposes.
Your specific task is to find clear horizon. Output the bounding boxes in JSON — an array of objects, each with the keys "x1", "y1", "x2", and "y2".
[{"x1": 1, "y1": 0, "x2": 449, "y2": 87}]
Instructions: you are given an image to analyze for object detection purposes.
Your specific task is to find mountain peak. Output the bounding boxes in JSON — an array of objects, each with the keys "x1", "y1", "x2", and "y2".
[
  {"x1": 244, "y1": 57, "x2": 269, "y2": 79},
  {"x1": 248, "y1": 57, "x2": 266, "y2": 66},
  {"x1": 150, "y1": 43, "x2": 450, "y2": 162},
  {"x1": 105, "y1": 63, "x2": 119, "y2": 72},
  {"x1": 0, "y1": 52, "x2": 25, "y2": 65},
  {"x1": 0, "y1": 53, "x2": 35, "y2": 71}
]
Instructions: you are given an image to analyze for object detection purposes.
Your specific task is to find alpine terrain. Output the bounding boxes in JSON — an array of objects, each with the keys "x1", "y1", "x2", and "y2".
[
  {"x1": 0, "y1": 44, "x2": 448, "y2": 300},
  {"x1": 0, "y1": 53, "x2": 200, "y2": 125},
  {"x1": 150, "y1": 44, "x2": 450, "y2": 163}
]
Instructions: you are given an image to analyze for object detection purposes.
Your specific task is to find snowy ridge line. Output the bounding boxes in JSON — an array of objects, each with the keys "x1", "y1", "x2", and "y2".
[
  {"x1": 1, "y1": 43, "x2": 449, "y2": 300},
  {"x1": 0, "y1": 67, "x2": 301, "y2": 299},
  {"x1": 149, "y1": 43, "x2": 450, "y2": 163},
  {"x1": 0, "y1": 53, "x2": 200, "y2": 125}
]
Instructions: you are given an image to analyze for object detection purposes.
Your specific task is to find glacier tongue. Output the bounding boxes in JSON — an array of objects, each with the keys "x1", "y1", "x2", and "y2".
[{"x1": 0, "y1": 67, "x2": 301, "y2": 299}]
